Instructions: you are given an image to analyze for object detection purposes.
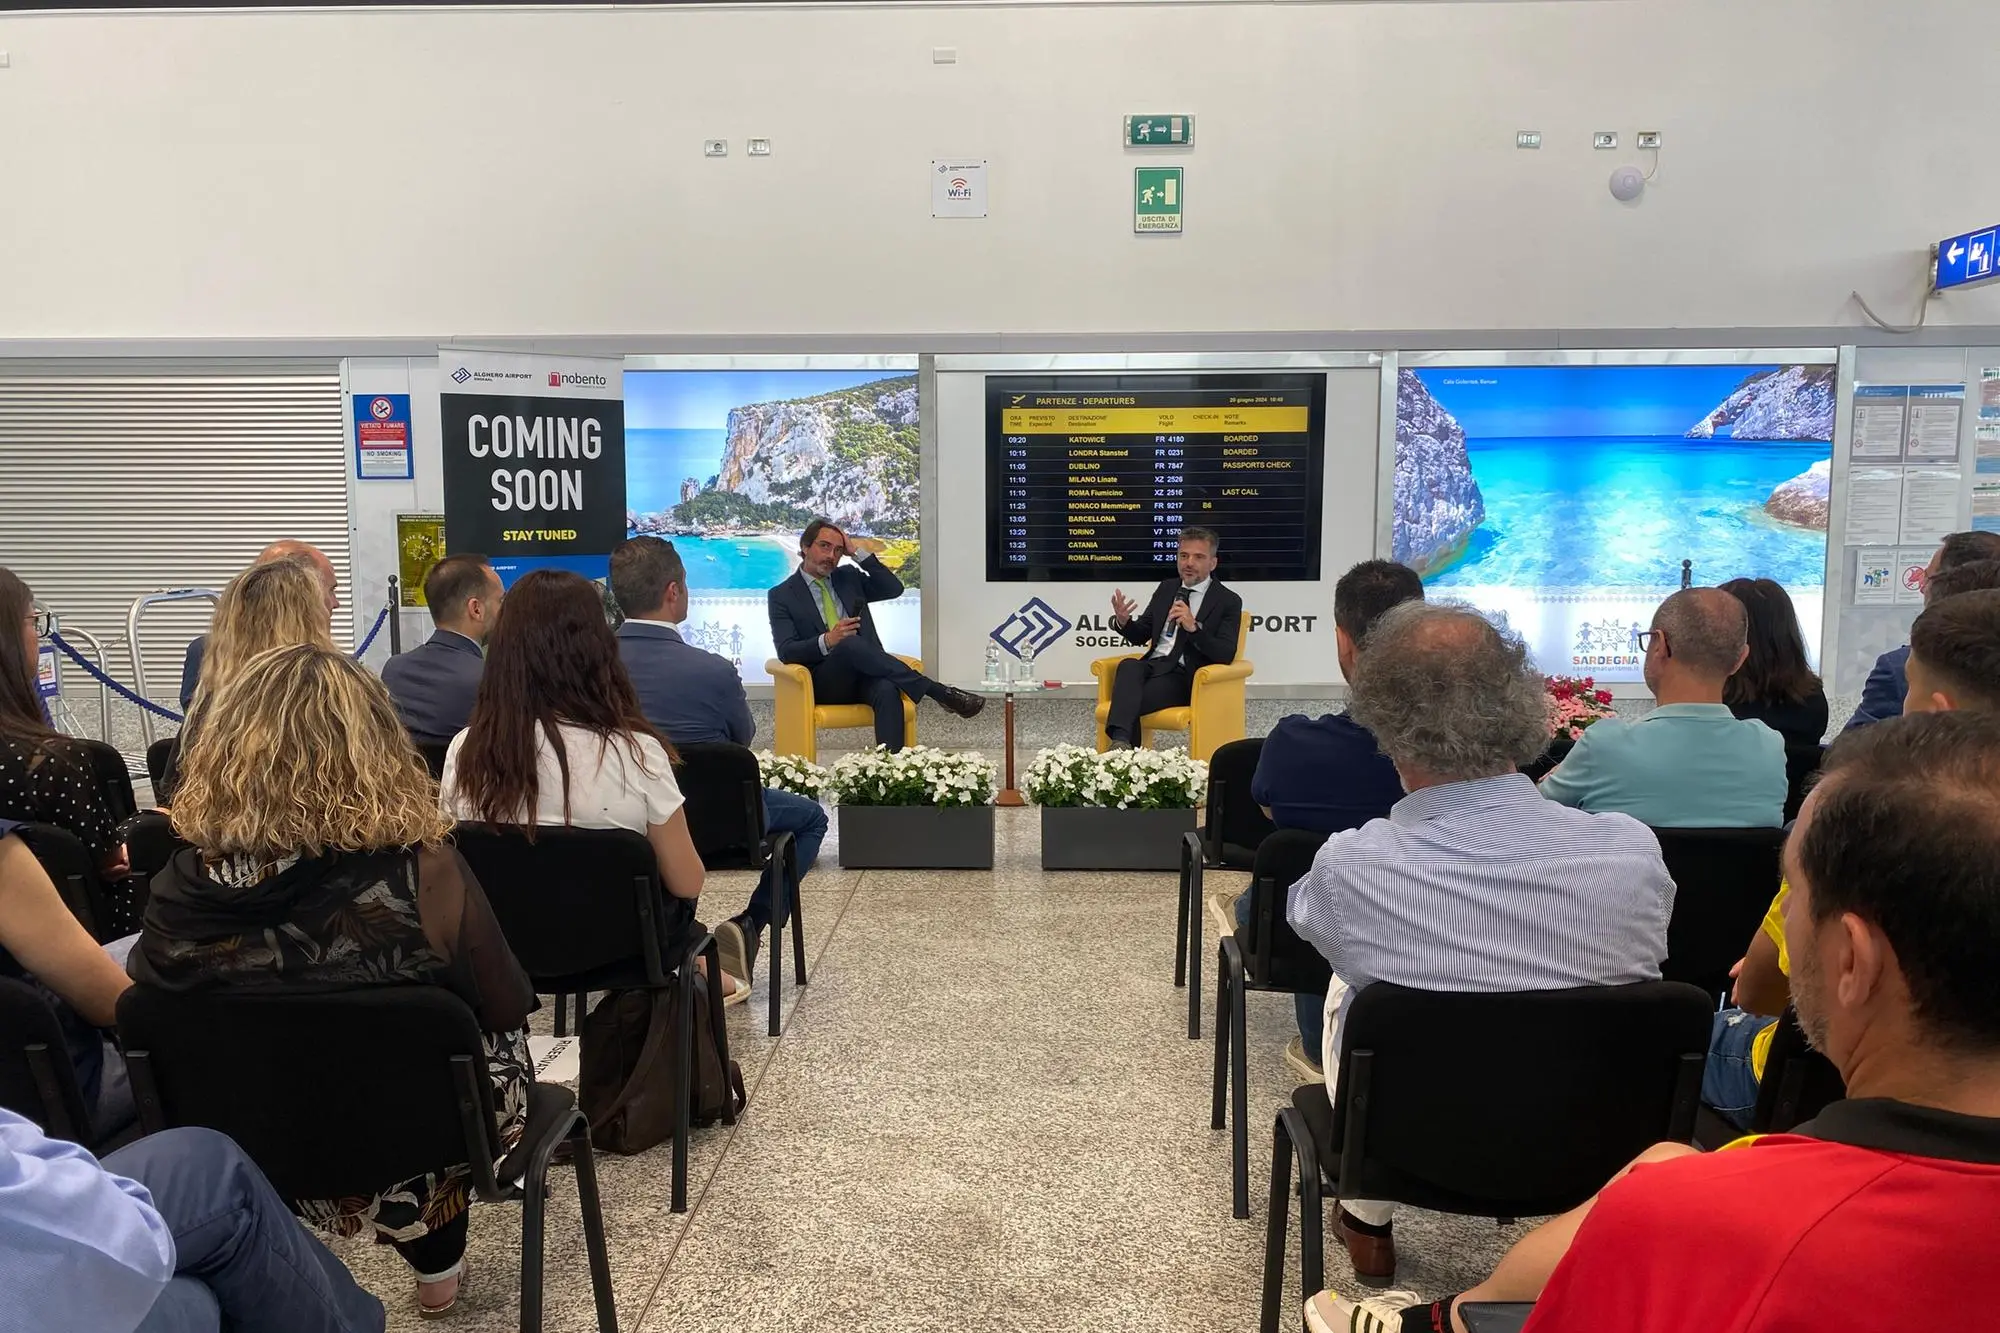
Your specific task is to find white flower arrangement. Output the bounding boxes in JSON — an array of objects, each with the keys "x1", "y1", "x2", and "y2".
[
  {"x1": 1024, "y1": 743, "x2": 1207, "y2": 810},
  {"x1": 826, "y1": 745, "x2": 996, "y2": 809},
  {"x1": 755, "y1": 750, "x2": 833, "y2": 800}
]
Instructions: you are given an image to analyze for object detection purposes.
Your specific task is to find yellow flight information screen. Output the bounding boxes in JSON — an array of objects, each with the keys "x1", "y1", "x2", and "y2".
[{"x1": 985, "y1": 373, "x2": 1326, "y2": 581}]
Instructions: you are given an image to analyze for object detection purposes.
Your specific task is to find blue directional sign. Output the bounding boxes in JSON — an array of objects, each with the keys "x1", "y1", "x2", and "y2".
[{"x1": 1935, "y1": 224, "x2": 2000, "y2": 292}]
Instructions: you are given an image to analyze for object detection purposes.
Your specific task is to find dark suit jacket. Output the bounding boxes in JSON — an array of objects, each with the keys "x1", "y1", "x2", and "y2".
[
  {"x1": 768, "y1": 556, "x2": 905, "y2": 667},
  {"x1": 617, "y1": 622, "x2": 754, "y2": 746},
  {"x1": 1117, "y1": 577, "x2": 1242, "y2": 672},
  {"x1": 1842, "y1": 645, "x2": 1909, "y2": 732},
  {"x1": 178, "y1": 636, "x2": 207, "y2": 710},
  {"x1": 380, "y1": 631, "x2": 485, "y2": 745}
]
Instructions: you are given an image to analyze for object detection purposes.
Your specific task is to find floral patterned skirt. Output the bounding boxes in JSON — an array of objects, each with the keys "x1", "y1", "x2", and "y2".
[{"x1": 293, "y1": 1027, "x2": 532, "y2": 1243}]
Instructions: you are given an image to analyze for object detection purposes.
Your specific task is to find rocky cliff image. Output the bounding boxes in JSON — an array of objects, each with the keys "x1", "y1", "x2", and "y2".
[
  {"x1": 1763, "y1": 458, "x2": 1830, "y2": 531},
  {"x1": 1685, "y1": 365, "x2": 1836, "y2": 442},
  {"x1": 713, "y1": 376, "x2": 920, "y2": 537},
  {"x1": 1392, "y1": 369, "x2": 1487, "y2": 573}
]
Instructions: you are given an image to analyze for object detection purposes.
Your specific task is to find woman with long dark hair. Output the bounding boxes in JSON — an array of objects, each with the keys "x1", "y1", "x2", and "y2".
[
  {"x1": 439, "y1": 571, "x2": 729, "y2": 990},
  {"x1": 1718, "y1": 577, "x2": 1829, "y2": 748},
  {"x1": 0, "y1": 569, "x2": 122, "y2": 870}
]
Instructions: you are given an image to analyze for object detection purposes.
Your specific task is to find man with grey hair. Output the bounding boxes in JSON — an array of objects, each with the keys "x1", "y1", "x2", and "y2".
[
  {"x1": 177, "y1": 539, "x2": 341, "y2": 708},
  {"x1": 1542, "y1": 587, "x2": 1785, "y2": 827},
  {"x1": 1286, "y1": 602, "x2": 1674, "y2": 1285}
]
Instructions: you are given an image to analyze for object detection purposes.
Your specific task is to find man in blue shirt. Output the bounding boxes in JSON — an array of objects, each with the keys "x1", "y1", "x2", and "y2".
[
  {"x1": 610, "y1": 537, "x2": 827, "y2": 989},
  {"x1": 1845, "y1": 531, "x2": 2000, "y2": 731},
  {"x1": 0, "y1": 1108, "x2": 382, "y2": 1332},
  {"x1": 379, "y1": 554, "x2": 500, "y2": 746},
  {"x1": 1223, "y1": 560, "x2": 1418, "y2": 1080},
  {"x1": 1542, "y1": 587, "x2": 1786, "y2": 828}
]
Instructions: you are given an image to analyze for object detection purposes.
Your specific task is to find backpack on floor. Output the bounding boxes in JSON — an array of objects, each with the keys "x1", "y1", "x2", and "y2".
[{"x1": 578, "y1": 984, "x2": 746, "y2": 1154}]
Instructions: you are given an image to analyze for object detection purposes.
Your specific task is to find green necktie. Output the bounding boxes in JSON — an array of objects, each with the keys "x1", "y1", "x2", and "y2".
[{"x1": 816, "y1": 578, "x2": 840, "y2": 630}]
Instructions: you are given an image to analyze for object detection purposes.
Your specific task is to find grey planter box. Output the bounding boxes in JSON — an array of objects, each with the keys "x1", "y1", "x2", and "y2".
[
  {"x1": 1040, "y1": 806, "x2": 1197, "y2": 870},
  {"x1": 837, "y1": 804, "x2": 995, "y2": 869}
]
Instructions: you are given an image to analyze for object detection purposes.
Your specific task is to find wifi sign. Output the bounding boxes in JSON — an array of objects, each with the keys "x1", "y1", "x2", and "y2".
[{"x1": 932, "y1": 159, "x2": 988, "y2": 219}]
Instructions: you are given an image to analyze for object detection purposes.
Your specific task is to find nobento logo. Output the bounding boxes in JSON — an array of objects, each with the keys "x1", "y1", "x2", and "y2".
[
  {"x1": 991, "y1": 598, "x2": 1071, "y2": 660},
  {"x1": 550, "y1": 371, "x2": 608, "y2": 388},
  {"x1": 451, "y1": 367, "x2": 473, "y2": 384}
]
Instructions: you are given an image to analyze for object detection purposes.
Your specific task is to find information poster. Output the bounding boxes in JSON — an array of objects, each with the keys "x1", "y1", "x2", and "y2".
[
  {"x1": 1974, "y1": 482, "x2": 2000, "y2": 535},
  {"x1": 1981, "y1": 367, "x2": 2000, "y2": 419},
  {"x1": 352, "y1": 393, "x2": 414, "y2": 480},
  {"x1": 1899, "y1": 467, "x2": 1963, "y2": 544},
  {"x1": 1843, "y1": 468, "x2": 1905, "y2": 545},
  {"x1": 1980, "y1": 423, "x2": 2000, "y2": 475},
  {"x1": 396, "y1": 513, "x2": 447, "y2": 608},
  {"x1": 1904, "y1": 385, "x2": 1966, "y2": 460},
  {"x1": 438, "y1": 352, "x2": 625, "y2": 585},
  {"x1": 1853, "y1": 548, "x2": 1898, "y2": 605},
  {"x1": 1895, "y1": 547, "x2": 1934, "y2": 605},
  {"x1": 1852, "y1": 385, "x2": 1909, "y2": 459}
]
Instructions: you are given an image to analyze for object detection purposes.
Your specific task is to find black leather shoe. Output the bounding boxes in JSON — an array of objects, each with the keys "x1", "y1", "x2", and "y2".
[
  {"x1": 1335, "y1": 1206, "x2": 1397, "y2": 1287},
  {"x1": 935, "y1": 686, "x2": 986, "y2": 719}
]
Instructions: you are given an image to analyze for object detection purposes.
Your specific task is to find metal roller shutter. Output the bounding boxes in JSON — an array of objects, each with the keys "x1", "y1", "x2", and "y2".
[{"x1": 0, "y1": 360, "x2": 350, "y2": 750}]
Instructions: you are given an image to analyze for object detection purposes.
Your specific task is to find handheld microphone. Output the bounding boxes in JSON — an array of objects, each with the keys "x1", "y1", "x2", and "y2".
[{"x1": 1173, "y1": 586, "x2": 1194, "y2": 604}]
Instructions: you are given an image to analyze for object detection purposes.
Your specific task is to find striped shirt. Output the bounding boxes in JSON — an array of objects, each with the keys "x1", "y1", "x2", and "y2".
[{"x1": 1287, "y1": 772, "x2": 1674, "y2": 1028}]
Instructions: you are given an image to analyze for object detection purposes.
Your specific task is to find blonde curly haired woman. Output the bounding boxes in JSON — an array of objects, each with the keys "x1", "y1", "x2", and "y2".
[{"x1": 133, "y1": 644, "x2": 535, "y2": 1319}]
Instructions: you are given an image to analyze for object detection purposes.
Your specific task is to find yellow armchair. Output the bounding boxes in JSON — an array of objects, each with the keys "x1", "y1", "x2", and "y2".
[
  {"x1": 1090, "y1": 619, "x2": 1253, "y2": 761},
  {"x1": 765, "y1": 655, "x2": 921, "y2": 761}
]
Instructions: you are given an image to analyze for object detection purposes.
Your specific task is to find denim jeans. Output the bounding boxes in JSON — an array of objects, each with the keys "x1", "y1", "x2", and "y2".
[
  {"x1": 1702, "y1": 1007, "x2": 1774, "y2": 1131},
  {"x1": 1232, "y1": 890, "x2": 1325, "y2": 1059},
  {"x1": 747, "y1": 789, "x2": 829, "y2": 930},
  {"x1": 112, "y1": 1127, "x2": 384, "y2": 1333}
]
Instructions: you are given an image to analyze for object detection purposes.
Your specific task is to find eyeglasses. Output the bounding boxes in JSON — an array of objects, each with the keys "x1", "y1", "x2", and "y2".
[
  {"x1": 1636, "y1": 628, "x2": 1669, "y2": 657},
  {"x1": 26, "y1": 611, "x2": 53, "y2": 638}
]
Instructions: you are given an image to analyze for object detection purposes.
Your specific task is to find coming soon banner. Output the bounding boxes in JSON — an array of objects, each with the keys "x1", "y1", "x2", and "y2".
[{"x1": 439, "y1": 350, "x2": 626, "y2": 584}]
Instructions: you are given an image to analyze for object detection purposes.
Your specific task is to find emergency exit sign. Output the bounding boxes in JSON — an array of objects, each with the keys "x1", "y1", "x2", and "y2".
[
  {"x1": 1134, "y1": 168, "x2": 1183, "y2": 234},
  {"x1": 1125, "y1": 115, "x2": 1193, "y2": 147}
]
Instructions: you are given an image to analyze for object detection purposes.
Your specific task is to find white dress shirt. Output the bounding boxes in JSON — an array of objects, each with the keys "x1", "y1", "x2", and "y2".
[{"x1": 1149, "y1": 577, "x2": 1211, "y2": 659}]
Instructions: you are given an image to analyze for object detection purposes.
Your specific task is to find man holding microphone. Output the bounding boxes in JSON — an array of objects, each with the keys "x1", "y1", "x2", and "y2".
[{"x1": 1103, "y1": 526, "x2": 1243, "y2": 748}]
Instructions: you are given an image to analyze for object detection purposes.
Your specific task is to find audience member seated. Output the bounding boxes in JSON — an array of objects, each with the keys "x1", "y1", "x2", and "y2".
[
  {"x1": 1705, "y1": 584, "x2": 2000, "y2": 1127},
  {"x1": 1541, "y1": 587, "x2": 1785, "y2": 827},
  {"x1": 1719, "y1": 576, "x2": 1828, "y2": 748},
  {"x1": 177, "y1": 540, "x2": 340, "y2": 710},
  {"x1": 157, "y1": 558, "x2": 335, "y2": 801},
  {"x1": 767, "y1": 517, "x2": 982, "y2": 751},
  {"x1": 0, "y1": 1107, "x2": 384, "y2": 1333},
  {"x1": 1220, "y1": 559, "x2": 1418, "y2": 1082},
  {"x1": 380, "y1": 554, "x2": 501, "y2": 748},
  {"x1": 611, "y1": 537, "x2": 826, "y2": 988},
  {"x1": 1, "y1": 568, "x2": 127, "y2": 876},
  {"x1": 439, "y1": 569, "x2": 736, "y2": 1000},
  {"x1": 1310, "y1": 710, "x2": 2000, "y2": 1333},
  {"x1": 0, "y1": 820, "x2": 136, "y2": 1139},
  {"x1": 132, "y1": 645, "x2": 533, "y2": 1319},
  {"x1": 1287, "y1": 602, "x2": 1675, "y2": 1284},
  {"x1": 1843, "y1": 529, "x2": 2000, "y2": 731}
]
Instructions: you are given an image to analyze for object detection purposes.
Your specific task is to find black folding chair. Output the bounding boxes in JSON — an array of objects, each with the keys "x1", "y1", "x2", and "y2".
[
  {"x1": 75, "y1": 739, "x2": 139, "y2": 824},
  {"x1": 119, "y1": 984, "x2": 616, "y2": 1333},
  {"x1": 453, "y1": 824, "x2": 729, "y2": 1212},
  {"x1": 1751, "y1": 1005, "x2": 1845, "y2": 1133},
  {"x1": 145, "y1": 737, "x2": 178, "y2": 799},
  {"x1": 675, "y1": 742, "x2": 805, "y2": 1038},
  {"x1": 1214, "y1": 828, "x2": 1331, "y2": 1217},
  {"x1": 1175, "y1": 738, "x2": 1276, "y2": 1031},
  {"x1": 1782, "y1": 743, "x2": 1826, "y2": 824},
  {"x1": 1261, "y1": 980, "x2": 1710, "y2": 1330},
  {"x1": 0, "y1": 975, "x2": 98, "y2": 1147},
  {"x1": 11, "y1": 821, "x2": 133, "y2": 943},
  {"x1": 1653, "y1": 826, "x2": 1786, "y2": 1001},
  {"x1": 118, "y1": 810, "x2": 186, "y2": 893},
  {"x1": 416, "y1": 740, "x2": 453, "y2": 781}
]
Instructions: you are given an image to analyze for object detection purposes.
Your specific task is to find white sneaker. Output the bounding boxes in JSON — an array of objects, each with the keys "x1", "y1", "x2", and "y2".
[
  {"x1": 1204, "y1": 887, "x2": 1240, "y2": 941},
  {"x1": 1305, "y1": 1289, "x2": 1422, "y2": 1333},
  {"x1": 1285, "y1": 1036, "x2": 1326, "y2": 1085}
]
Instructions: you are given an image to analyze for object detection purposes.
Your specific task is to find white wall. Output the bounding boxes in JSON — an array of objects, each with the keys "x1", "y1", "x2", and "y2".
[{"x1": 4, "y1": 0, "x2": 1999, "y2": 341}]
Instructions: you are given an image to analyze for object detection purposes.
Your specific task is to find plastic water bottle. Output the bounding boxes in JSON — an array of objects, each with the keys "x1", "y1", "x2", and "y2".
[{"x1": 985, "y1": 640, "x2": 1000, "y2": 683}]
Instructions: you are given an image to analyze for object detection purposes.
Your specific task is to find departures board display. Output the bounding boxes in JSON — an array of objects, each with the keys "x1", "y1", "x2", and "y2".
[{"x1": 985, "y1": 373, "x2": 1326, "y2": 581}]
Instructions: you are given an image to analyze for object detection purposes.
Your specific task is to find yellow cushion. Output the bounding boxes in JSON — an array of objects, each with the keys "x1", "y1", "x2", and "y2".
[
  {"x1": 1143, "y1": 708, "x2": 1194, "y2": 730},
  {"x1": 814, "y1": 704, "x2": 888, "y2": 729}
]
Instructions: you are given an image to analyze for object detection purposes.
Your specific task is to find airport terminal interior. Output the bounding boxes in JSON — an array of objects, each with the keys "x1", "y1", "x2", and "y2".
[{"x1": 3, "y1": 1, "x2": 2000, "y2": 1331}]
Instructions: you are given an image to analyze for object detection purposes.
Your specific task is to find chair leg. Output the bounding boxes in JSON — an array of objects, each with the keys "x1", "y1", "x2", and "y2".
[
  {"x1": 1187, "y1": 876, "x2": 1205, "y2": 1041},
  {"x1": 519, "y1": 1149, "x2": 550, "y2": 1333},
  {"x1": 1259, "y1": 1111, "x2": 1295, "y2": 1333},
  {"x1": 1210, "y1": 939, "x2": 1231, "y2": 1133},
  {"x1": 553, "y1": 993, "x2": 567, "y2": 1038},
  {"x1": 1291, "y1": 1107, "x2": 1326, "y2": 1326},
  {"x1": 1228, "y1": 937, "x2": 1251, "y2": 1220},
  {"x1": 706, "y1": 944, "x2": 736, "y2": 1128},
  {"x1": 767, "y1": 908, "x2": 785, "y2": 1040},
  {"x1": 671, "y1": 959, "x2": 696, "y2": 1213},
  {"x1": 789, "y1": 866, "x2": 807, "y2": 985},
  {"x1": 1175, "y1": 842, "x2": 1194, "y2": 989},
  {"x1": 567, "y1": 1115, "x2": 620, "y2": 1333}
]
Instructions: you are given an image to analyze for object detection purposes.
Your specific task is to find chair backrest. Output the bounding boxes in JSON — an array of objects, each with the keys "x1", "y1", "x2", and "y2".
[
  {"x1": 120, "y1": 811, "x2": 185, "y2": 895},
  {"x1": 452, "y1": 824, "x2": 670, "y2": 987},
  {"x1": 75, "y1": 739, "x2": 138, "y2": 824},
  {"x1": 1333, "y1": 980, "x2": 1711, "y2": 1216},
  {"x1": 118, "y1": 983, "x2": 500, "y2": 1201},
  {"x1": 673, "y1": 742, "x2": 767, "y2": 869},
  {"x1": 416, "y1": 740, "x2": 452, "y2": 781},
  {"x1": 1241, "y1": 828, "x2": 1332, "y2": 993},
  {"x1": 1752, "y1": 1006, "x2": 1846, "y2": 1134},
  {"x1": 11, "y1": 822, "x2": 106, "y2": 941},
  {"x1": 145, "y1": 737, "x2": 177, "y2": 792},
  {"x1": 0, "y1": 976, "x2": 91, "y2": 1143},
  {"x1": 1652, "y1": 826, "x2": 1786, "y2": 1000},
  {"x1": 1202, "y1": 737, "x2": 1274, "y2": 869},
  {"x1": 1782, "y1": 743, "x2": 1825, "y2": 824}
]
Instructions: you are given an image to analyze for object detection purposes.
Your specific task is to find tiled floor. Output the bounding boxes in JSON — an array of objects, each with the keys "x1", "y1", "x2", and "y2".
[{"x1": 327, "y1": 807, "x2": 1527, "y2": 1332}]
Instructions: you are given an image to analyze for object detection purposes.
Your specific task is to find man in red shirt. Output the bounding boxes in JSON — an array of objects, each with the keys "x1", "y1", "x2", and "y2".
[{"x1": 1309, "y1": 709, "x2": 2000, "y2": 1333}]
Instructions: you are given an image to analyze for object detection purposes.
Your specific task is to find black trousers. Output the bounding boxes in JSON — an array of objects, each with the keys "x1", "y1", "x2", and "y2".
[
  {"x1": 810, "y1": 637, "x2": 932, "y2": 750},
  {"x1": 1105, "y1": 656, "x2": 1192, "y2": 743}
]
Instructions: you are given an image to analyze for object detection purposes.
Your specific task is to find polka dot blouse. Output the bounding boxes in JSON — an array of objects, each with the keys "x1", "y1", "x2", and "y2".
[{"x1": 0, "y1": 736, "x2": 117, "y2": 859}]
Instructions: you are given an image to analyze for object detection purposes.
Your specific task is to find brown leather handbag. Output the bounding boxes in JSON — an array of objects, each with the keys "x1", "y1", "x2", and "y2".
[{"x1": 578, "y1": 984, "x2": 746, "y2": 1154}]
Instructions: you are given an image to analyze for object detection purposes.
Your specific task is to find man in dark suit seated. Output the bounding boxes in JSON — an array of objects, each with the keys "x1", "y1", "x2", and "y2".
[
  {"x1": 380, "y1": 554, "x2": 501, "y2": 747},
  {"x1": 1103, "y1": 526, "x2": 1243, "y2": 748},
  {"x1": 178, "y1": 539, "x2": 340, "y2": 708},
  {"x1": 767, "y1": 518, "x2": 982, "y2": 751},
  {"x1": 614, "y1": 537, "x2": 828, "y2": 986}
]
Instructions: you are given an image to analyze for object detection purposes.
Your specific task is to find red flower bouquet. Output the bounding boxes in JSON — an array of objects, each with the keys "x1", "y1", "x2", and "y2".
[{"x1": 1545, "y1": 674, "x2": 1616, "y2": 740}]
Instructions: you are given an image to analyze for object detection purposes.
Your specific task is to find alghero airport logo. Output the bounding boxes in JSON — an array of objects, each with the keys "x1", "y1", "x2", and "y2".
[
  {"x1": 992, "y1": 598, "x2": 1071, "y2": 660},
  {"x1": 451, "y1": 366, "x2": 473, "y2": 384}
]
